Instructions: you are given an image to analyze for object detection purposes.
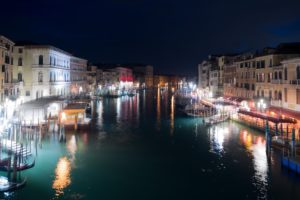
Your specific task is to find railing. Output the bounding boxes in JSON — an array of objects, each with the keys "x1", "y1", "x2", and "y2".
[
  {"x1": 271, "y1": 79, "x2": 284, "y2": 84},
  {"x1": 289, "y1": 80, "x2": 300, "y2": 85}
]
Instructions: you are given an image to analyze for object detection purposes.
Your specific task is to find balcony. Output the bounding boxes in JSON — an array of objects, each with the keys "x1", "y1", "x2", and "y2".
[
  {"x1": 271, "y1": 79, "x2": 284, "y2": 84},
  {"x1": 289, "y1": 79, "x2": 300, "y2": 85}
]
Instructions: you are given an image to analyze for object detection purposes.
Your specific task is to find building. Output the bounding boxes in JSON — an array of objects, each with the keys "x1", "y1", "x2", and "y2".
[
  {"x1": 86, "y1": 65, "x2": 97, "y2": 93},
  {"x1": 270, "y1": 57, "x2": 300, "y2": 111},
  {"x1": 127, "y1": 64, "x2": 154, "y2": 88},
  {"x1": 13, "y1": 44, "x2": 78, "y2": 102},
  {"x1": 70, "y1": 56, "x2": 87, "y2": 95},
  {"x1": 198, "y1": 54, "x2": 237, "y2": 97},
  {"x1": 154, "y1": 74, "x2": 185, "y2": 88},
  {"x1": 0, "y1": 35, "x2": 15, "y2": 102}
]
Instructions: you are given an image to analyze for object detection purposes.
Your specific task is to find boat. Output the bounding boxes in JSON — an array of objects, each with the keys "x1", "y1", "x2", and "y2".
[
  {"x1": 127, "y1": 90, "x2": 136, "y2": 97},
  {"x1": 184, "y1": 104, "x2": 217, "y2": 117},
  {"x1": 0, "y1": 158, "x2": 35, "y2": 172},
  {"x1": 205, "y1": 115, "x2": 229, "y2": 126},
  {"x1": 0, "y1": 176, "x2": 26, "y2": 192}
]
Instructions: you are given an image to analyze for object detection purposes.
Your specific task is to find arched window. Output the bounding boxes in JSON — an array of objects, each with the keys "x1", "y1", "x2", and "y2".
[
  {"x1": 274, "y1": 90, "x2": 278, "y2": 100},
  {"x1": 39, "y1": 55, "x2": 43, "y2": 65},
  {"x1": 18, "y1": 73, "x2": 22, "y2": 82},
  {"x1": 279, "y1": 71, "x2": 282, "y2": 80},
  {"x1": 284, "y1": 68, "x2": 288, "y2": 80},
  {"x1": 297, "y1": 66, "x2": 300, "y2": 79},
  {"x1": 38, "y1": 71, "x2": 43, "y2": 83},
  {"x1": 278, "y1": 91, "x2": 282, "y2": 100}
]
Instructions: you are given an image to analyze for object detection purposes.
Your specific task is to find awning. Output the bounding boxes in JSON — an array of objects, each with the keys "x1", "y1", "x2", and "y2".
[{"x1": 238, "y1": 109, "x2": 297, "y2": 124}]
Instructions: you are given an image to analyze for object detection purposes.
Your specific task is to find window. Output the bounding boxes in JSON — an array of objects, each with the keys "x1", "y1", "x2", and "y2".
[
  {"x1": 284, "y1": 88, "x2": 287, "y2": 102},
  {"x1": 269, "y1": 90, "x2": 272, "y2": 100},
  {"x1": 274, "y1": 71, "x2": 278, "y2": 80},
  {"x1": 257, "y1": 61, "x2": 261, "y2": 68},
  {"x1": 11, "y1": 58, "x2": 13, "y2": 65},
  {"x1": 274, "y1": 91, "x2": 278, "y2": 100},
  {"x1": 279, "y1": 71, "x2": 282, "y2": 80},
  {"x1": 252, "y1": 61, "x2": 256, "y2": 68},
  {"x1": 18, "y1": 48, "x2": 23, "y2": 54},
  {"x1": 297, "y1": 66, "x2": 300, "y2": 79},
  {"x1": 2, "y1": 65, "x2": 5, "y2": 72},
  {"x1": 262, "y1": 90, "x2": 264, "y2": 97},
  {"x1": 18, "y1": 73, "x2": 22, "y2": 81},
  {"x1": 18, "y1": 58, "x2": 22, "y2": 66},
  {"x1": 278, "y1": 91, "x2": 282, "y2": 101},
  {"x1": 261, "y1": 60, "x2": 265, "y2": 68},
  {"x1": 240, "y1": 63, "x2": 243, "y2": 68},
  {"x1": 5, "y1": 56, "x2": 9, "y2": 64},
  {"x1": 50, "y1": 56, "x2": 52, "y2": 65},
  {"x1": 297, "y1": 89, "x2": 300, "y2": 104},
  {"x1": 252, "y1": 84, "x2": 255, "y2": 91},
  {"x1": 269, "y1": 59, "x2": 273, "y2": 67},
  {"x1": 284, "y1": 68, "x2": 288, "y2": 80},
  {"x1": 38, "y1": 71, "x2": 43, "y2": 82},
  {"x1": 39, "y1": 55, "x2": 43, "y2": 65}
]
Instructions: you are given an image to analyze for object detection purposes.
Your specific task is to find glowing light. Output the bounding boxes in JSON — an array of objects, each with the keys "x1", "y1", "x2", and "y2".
[
  {"x1": 61, "y1": 112, "x2": 66, "y2": 121},
  {"x1": 52, "y1": 157, "x2": 71, "y2": 196}
]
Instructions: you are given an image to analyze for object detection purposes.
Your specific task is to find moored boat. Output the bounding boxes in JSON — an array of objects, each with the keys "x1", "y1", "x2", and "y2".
[{"x1": 0, "y1": 176, "x2": 26, "y2": 192}]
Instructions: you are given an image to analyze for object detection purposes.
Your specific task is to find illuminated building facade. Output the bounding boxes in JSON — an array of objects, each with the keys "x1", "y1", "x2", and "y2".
[
  {"x1": 13, "y1": 44, "x2": 72, "y2": 101},
  {"x1": 70, "y1": 56, "x2": 87, "y2": 95},
  {"x1": 0, "y1": 36, "x2": 15, "y2": 102}
]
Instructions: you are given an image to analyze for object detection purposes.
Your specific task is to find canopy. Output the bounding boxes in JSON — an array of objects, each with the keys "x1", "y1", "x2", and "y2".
[{"x1": 238, "y1": 109, "x2": 297, "y2": 124}]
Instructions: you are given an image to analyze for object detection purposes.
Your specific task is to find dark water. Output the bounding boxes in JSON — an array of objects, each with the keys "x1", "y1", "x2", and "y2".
[{"x1": 3, "y1": 89, "x2": 300, "y2": 200}]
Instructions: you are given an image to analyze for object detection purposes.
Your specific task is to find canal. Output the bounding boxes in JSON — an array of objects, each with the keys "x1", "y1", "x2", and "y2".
[{"x1": 3, "y1": 89, "x2": 300, "y2": 199}]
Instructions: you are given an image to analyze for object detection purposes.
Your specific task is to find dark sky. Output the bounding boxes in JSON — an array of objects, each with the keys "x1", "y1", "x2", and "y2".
[{"x1": 2, "y1": 0, "x2": 300, "y2": 76}]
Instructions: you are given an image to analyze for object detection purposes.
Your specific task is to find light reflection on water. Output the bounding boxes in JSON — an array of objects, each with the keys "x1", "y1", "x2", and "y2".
[
  {"x1": 52, "y1": 157, "x2": 71, "y2": 197},
  {"x1": 170, "y1": 95, "x2": 175, "y2": 135},
  {"x1": 240, "y1": 130, "x2": 268, "y2": 198},
  {"x1": 208, "y1": 125, "x2": 230, "y2": 154}
]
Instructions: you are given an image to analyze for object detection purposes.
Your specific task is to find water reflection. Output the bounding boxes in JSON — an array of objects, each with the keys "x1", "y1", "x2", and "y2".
[
  {"x1": 170, "y1": 95, "x2": 175, "y2": 135},
  {"x1": 209, "y1": 125, "x2": 229, "y2": 154},
  {"x1": 156, "y1": 88, "x2": 161, "y2": 130},
  {"x1": 67, "y1": 135, "x2": 77, "y2": 164},
  {"x1": 240, "y1": 130, "x2": 268, "y2": 198},
  {"x1": 97, "y1": 100, "x2": 103, "y2": 126},
  {"x1": 116, "y1": 98, "x2": 121, "y2": 122},
  {"x1": 52, "y1": 157, "x2": 71, "y2": 197}
]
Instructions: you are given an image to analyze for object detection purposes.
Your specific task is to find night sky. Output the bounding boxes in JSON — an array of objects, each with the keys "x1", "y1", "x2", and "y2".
[{"x1": 2, "y1": 0, "x2": 300, "y2": 75}]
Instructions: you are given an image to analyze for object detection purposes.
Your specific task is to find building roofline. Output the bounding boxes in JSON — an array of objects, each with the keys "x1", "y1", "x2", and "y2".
[{"x1": 0, "y1": 35, "x2": 15, "y2": 45}]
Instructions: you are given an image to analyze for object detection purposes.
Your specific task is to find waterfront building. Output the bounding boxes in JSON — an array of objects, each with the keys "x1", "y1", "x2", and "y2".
[
  {"x1": 126, "y1": 64, "x2": 154, "y2": 88},
  {"x1": 270, "y1": 57, "x2": 300, "y2": 112},
  {"x1": 154, "y1": 74, "x2": 185, "y2": 89},
  {"x1": 198, "y1": 54, "x2": 237, "y2": 97},
  {"x1": 13, "y1": 43, "x2": 72, "y2": 102},
  {"x1": 95, "y1": 64, "x2": 133, "y2": 90},
  {"x1": 70, "y1": 56, "x2": 87, "y2": 95},
  {"x1": 0, "y1": 35, "x2": 15, "y2": 102},
  {"x1": 198, "y1": 57, "x2": 216, "y2": 90},
  {"x1": 86, "y1": 65, "x2": 97, "y2": 93}
]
